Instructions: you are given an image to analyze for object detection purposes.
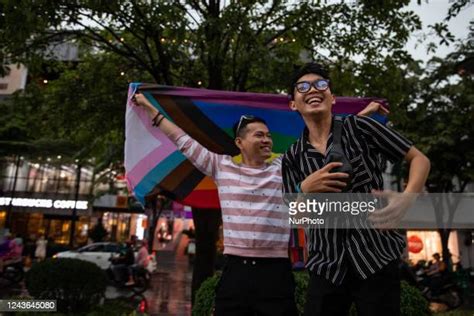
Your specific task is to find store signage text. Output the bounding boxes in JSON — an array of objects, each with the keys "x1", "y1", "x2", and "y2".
[{"x1": 0, "y1": 197, "x2": 88, "y2": 210}]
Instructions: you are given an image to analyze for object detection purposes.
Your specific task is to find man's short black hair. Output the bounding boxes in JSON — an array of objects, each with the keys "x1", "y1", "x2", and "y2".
[
  {"x1": 288, "y1": 62, "x2": 331, "y2": 100},
  {"x1": 233, "y1": 115, "x2": 267, "y2": 139}
]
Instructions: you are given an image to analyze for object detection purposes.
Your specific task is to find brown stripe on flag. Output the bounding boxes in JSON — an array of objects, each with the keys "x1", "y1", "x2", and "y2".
[
  {"x1": 152, "y1": 94, "x2": 239, "y2": 156},
  {"x1": 159, "y1": 160, "x2": 206, "y2": 200}
]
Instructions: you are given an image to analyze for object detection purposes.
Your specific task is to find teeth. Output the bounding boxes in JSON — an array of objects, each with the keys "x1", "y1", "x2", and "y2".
[{"x1": 306, "y1": 97, "x2": 322, "y2": 104}]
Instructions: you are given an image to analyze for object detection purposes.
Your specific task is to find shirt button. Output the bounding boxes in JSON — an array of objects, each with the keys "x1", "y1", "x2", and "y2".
[
  {"x1": 252, "y1": 260, "x2": 256, "y2": 265},
  {"x1": 243, "y1": 260, "x2": 247, "y2": 264}
]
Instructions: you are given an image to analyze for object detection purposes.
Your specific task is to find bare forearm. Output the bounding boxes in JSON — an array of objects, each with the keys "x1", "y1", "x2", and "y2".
[
  {"x1": 136, "y1": 94, "x2": 182, "y2": 137},
  {"x1": 142, "y1": 102, "x2": 159, "y2": 120},
  {"x1": 404, "y1": 148, "x2": 430, "y2": 193}
]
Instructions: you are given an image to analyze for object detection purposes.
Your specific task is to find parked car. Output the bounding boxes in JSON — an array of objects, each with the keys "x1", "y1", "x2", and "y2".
[{"x1": 54, "y1": 242, "x2": 157, "y2": 272}]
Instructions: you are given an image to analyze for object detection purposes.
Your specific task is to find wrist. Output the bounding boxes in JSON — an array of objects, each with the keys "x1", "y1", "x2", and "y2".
[
  {"x1": 299, "y1": 181, "x2": 306, "y2": 193},
  {"x1": 148, "y1": 106, "x2": 159, "y2": 117},
  {"x1": 403, "y1": 185, "x2": 422, "y2": 194},
  {"x1": 152, "y1": 112, "x2": 163, "y2": 127}
]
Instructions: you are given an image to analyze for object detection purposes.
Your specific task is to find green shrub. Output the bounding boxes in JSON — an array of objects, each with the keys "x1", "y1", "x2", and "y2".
[
  {"x1": 400, "y1": 280, "x2": 431, "y2": 316},
  {"x1": 293, "y1": 271, "x2": 309, "y2": 313},
  {"x1": 192, "y1": 274, "x2": 220, "y2": 316},
  {"x1": 193, "y1": 273, "x2": 430, "y2": 316},
  {"x1": 25, "y1": 258, "x2": 107, "y2": 314}
]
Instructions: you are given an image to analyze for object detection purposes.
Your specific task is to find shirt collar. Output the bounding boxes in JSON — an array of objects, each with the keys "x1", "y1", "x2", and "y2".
[{"x1": 294, "y1": 116, "x2": 337, "y2": 157}]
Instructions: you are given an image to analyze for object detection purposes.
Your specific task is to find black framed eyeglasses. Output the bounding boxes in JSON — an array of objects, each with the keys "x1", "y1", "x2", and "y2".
[
  {"x1": 294, "y1": 79, "x2": 330, "y2": 93},
  {"x1": 235, "y1": 115, "x2": 255, "y2": 137}
]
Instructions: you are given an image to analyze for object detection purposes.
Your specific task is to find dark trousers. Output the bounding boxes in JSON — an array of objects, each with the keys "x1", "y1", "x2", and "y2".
[
  {"x1": 304, "y1": 260, "x2": 401, "y2": 316},
  {"x1": 111, "y1": 264, "x2": 129, "y2": 282},
  {"x1": 215, "y1": 255, "x2": 298, "y2": 316}
]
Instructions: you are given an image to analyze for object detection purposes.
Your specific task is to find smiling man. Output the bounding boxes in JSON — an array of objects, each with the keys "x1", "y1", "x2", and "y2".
[
  {"x1": 282, "y1": 63, "x2": 430, "y2": 316},
  {"x1": 133, "y1": 93, "x2": 298, "y2": 316}
]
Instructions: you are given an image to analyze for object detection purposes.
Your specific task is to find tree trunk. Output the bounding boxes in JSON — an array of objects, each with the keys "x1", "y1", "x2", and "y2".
[
  {"x1": 438, "y1": 228, "x2": 452, "y2": 270},
  {"x1": 191, "y1": 207, "x2": 222, "y2": 305}
]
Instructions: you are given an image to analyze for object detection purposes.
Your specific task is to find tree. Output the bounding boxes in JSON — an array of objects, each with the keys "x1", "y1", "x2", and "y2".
[
  {"x1": 1, "y1": 0, "x2": 422, "y2": 91},
  {"x1": 397, "y1": 35, "x2": 474, "y2": 266}
]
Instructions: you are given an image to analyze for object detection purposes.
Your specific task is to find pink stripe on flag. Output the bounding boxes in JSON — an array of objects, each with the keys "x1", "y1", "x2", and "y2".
[{"x1": 127, "y1": 140, "x2": 178, "y2": 187}]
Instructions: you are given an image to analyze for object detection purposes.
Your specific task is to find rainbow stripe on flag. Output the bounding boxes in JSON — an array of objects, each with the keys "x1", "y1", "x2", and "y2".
[{"x1": 125, "y1": 83, "x2": 388, "y2": 209}]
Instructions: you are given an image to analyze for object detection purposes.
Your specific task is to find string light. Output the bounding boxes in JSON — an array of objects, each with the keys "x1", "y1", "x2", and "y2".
[
  {"x1": 43, "y1": 79, "x2": 48, "y2": 84},
  {"x1": 120, "y1": 72, "x2": 125, "y2": 76},
  {"x1": 197, "y1": 81, "x2": 202, "y2": 86}
]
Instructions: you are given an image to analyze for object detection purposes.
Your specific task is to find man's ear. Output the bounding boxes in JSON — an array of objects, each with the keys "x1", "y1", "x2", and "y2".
[
  {"x1": 235, "y1": 137, "x2": 243, "y2": 150},
  {"x1": 289, "y1": 100, "x2": 297, "y2": 111},
  {"x1": 331, "y1": 94, "x2": 336, "y2": 105}
]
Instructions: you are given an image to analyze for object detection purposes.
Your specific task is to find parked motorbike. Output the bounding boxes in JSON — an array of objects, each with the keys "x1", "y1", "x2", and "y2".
[
  {"x1": 416, "y1": 270, "x2": 464, "y2": 309},
  {"x1": 106, "y1": 258, "x2": 151, "y2": 294},
  {"x1": 400, "y1": 260, "x2": 463, "y2": 310}
]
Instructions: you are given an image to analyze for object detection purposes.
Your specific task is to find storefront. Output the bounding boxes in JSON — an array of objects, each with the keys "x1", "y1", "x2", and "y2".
[
  {"x1": 152, "y1": 203, "x2": 194, "y2": 252},
  {"x1": 407, "y1": 230, "x2": 461, "y2": 265},
  {"x1": 92, "y1": 193, "x2": 147, "y2": 242},
  {"x1": 0, "y1": 193, "x2": 92, "y2": 245},
  {"x1": 0, "y1": 157, "x2": 95, "y2": 245}
]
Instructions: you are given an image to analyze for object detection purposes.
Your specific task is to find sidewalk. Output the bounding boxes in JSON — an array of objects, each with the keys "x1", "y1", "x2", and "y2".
[{"x1": 145, "y1": 249, "x2": 193, "y2": 316}]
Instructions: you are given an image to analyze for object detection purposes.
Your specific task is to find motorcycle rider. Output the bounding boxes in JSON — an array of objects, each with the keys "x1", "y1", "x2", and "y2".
[
  {"x1": 422, "y1": 253, "x2": 447, "y2": 295},
  {"x1": 111, "y1": 240, "x2": 135, "y2": 285},
  {"x1": 135, "y1": 239, "x2": 150, "y2": 270},
  {"x1": 427, "y1": 253, "x2": 447, "y2": 277}
]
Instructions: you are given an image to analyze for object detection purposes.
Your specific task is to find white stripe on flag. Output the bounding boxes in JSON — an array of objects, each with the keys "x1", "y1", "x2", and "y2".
[{"x1": 125, "y1": 106, "x2": 163, "y2": 171}]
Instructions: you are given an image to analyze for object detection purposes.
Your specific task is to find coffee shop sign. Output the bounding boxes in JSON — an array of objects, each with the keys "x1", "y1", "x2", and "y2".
[{"x1": 0, "y1": 197, "x2": 88, "y2": 210}]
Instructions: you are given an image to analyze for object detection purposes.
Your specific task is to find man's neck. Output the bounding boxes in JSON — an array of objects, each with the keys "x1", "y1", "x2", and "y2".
[
  {"x1": 303, "y1": 113, "x2": 332, "y2": 145},
  {"x1": 241, "y1": 155, "x2": 265, "y2": 168}
]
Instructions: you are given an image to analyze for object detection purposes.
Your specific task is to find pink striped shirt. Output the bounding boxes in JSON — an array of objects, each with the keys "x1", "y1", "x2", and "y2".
[{"x1": 169, "y1": 129, "x2": 289, "y2": 258}]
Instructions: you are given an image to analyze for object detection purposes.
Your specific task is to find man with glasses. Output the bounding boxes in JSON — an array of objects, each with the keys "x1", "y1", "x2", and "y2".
[{"x1": 282, "y1": 62, "x2": 430, "y2": 316}]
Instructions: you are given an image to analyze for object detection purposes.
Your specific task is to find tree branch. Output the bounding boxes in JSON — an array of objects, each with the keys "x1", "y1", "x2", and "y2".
[{"x1": 255, "y1": 0, "x2": 282, "y2": 36}]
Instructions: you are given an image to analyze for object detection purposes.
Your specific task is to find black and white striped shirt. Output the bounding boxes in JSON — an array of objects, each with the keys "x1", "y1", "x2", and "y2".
[{"x1": 282, "y1": 115, "x2": 412, "y2": 285}]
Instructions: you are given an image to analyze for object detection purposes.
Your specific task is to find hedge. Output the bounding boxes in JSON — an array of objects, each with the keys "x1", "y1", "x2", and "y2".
[{"x1": 25, "y1": 258, "x2": 107, "y2": 314}]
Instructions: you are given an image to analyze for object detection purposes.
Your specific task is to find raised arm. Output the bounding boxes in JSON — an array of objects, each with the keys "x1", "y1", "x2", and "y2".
[
  {"x1": 357, "y1": 101, "x2": 390, "y2": 117},
  {"x1": 403, "y1": 147, "x2": 430, "y2": 193},
  {"x1": 133, "y1": 93, "x2": 222, "y2": 178},
  {"x1": 134, "y1": 93, "x2": 181, "y2": 139}
]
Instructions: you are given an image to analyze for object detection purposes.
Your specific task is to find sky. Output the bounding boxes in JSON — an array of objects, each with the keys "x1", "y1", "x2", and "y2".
[{"x1": 405, "y1": 0, "x2": 473, "y2": 62}]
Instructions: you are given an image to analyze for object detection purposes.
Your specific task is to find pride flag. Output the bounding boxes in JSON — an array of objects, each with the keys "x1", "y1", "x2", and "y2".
[{"x1": 124, "y1": 83, "x2": 388, "y2": 209}]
